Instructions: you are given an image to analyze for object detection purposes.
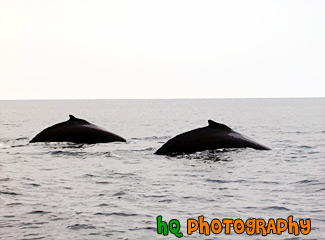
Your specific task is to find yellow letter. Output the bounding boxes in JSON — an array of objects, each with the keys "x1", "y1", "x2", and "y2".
[
  {"x1": 233, "y1": 219, "x2": 245, "y2": 234},
  {"x1": 187, "y1": 219, "x2": 198, "y2": 235},
  {"x1": 246, "y1": 218, "x2": 256, "y2": 235},
  {"x1": 198, "y1": 216, "x2": 210, "y2": 236},
  {"x1": 223, "y1": 219, "x2": 233, "y2": 234},
  {"x1": 287, "y1": 216, "x2": 299, "y2": 235},
  {"x1": 211, "y1": 219, "x2": 222, "y2": 234},
  {"x1": 256, "y1": 219, "x2": 267, "y2": 236},
  {"x1": 276, "y1": 218, "x2": 287, "y2": 235},
  {"x1": 266, "y1": 218, "x2": 276, "y2": 234},
  {"x1": 299, "y1": 219, "x2": 311, "y2": 235}
]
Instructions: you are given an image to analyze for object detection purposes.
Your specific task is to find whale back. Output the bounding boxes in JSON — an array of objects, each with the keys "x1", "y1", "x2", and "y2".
[
  {"x1": 155, "y1": 120, "x2": 270, "y2": 155},
  {"x1": 67, "y1": 115, "x2": 90, "y2": 125},
  {"x1": 207, "y1": 120, "x2": 231, "y2": 131},
  {"x1": 30, "y1": 115, "x2": 126, "y2": 144}
]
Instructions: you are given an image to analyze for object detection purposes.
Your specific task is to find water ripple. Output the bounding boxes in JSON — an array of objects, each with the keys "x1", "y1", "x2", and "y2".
[
  {"x1": 94, "y1": 212, "x2": 138, "y2": 217},
  {"x1": 0, "y1": 190, "x2": 20, "y2": 196},
  {"x1": 27, "y1": 211, "x2": 51, "y2": 215},
  {"x1": 67, "y1": 224, "x2": 96, "y2": 230},
  {"x1": 262, "y1": 206, "x2": 291, "y2": 211}
]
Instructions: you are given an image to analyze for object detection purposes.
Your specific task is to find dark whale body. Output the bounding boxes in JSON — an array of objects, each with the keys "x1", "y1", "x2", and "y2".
[
  {"x1": 30, "y1": 115, "x2": 126, "y2": 144},
  {"x1": 155, "y1": 120, "x2": 270, "y2": 155}
]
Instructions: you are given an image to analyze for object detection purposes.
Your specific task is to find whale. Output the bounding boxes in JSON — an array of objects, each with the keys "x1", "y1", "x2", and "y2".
[
  {"x1": 30, "y1": 115, "x2": 126, "y2": 144},
  {"x1": 155, "y1": 120, "x2": 270, "y2": 155}
]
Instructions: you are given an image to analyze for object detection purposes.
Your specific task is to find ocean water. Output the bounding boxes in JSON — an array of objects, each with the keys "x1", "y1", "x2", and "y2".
[{"x1": 0, "y1": 98, "x2": 324, "y2": 240}]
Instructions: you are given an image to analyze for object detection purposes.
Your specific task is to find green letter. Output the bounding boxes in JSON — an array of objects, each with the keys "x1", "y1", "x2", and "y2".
[
  {"x1": 169, "y1": 219, "x2": 183, "y2": 238},
  {"x1": 156, "y1": 216, "x2": 168, "y2": 236}
]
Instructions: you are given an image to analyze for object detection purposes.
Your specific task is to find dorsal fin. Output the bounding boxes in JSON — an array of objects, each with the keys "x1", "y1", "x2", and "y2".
[
  {"x1": 68, "y1": 115, "x2": 89, "y2": 124},
  {"x1": 208, "y1": 120, "x2": 231, "y2": 131},
  {"x1": 69, "y1": 115, "x2": 77, "y2": 121}
]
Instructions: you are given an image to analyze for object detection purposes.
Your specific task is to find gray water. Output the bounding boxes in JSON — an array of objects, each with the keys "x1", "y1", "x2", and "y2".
[{"x1": 0, "y1": 98, "x2": 324, "y2": 240}]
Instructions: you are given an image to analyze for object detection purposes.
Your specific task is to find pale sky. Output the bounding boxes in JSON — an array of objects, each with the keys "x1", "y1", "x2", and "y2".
[{"x1": 0, "y1": 0, "x2": 324, "y2": 99}]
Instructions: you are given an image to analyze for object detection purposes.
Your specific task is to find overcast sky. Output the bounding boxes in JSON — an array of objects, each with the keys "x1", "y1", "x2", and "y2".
[{"x1": 0, "y1": 0, "x2": 324, "y2": 99}]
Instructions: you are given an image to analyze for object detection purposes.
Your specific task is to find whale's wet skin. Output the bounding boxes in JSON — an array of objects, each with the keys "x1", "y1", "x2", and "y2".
[
  {"x1": 155, "y1": 120, "x2": 270, "y2": 155},
  {"x1": 0, "y1": 99, "x2": 324, "y2": 239},
  {"x1": 30, "y1": 115, "x2": 126, "y2": 144}
]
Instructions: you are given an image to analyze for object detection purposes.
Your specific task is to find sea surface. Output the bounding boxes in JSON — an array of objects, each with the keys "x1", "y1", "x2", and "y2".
[{"x1": 0, "y1": 98, "x2": 324, "y2": 240}]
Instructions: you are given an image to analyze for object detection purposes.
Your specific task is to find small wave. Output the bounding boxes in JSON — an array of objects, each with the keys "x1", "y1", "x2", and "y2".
[
  {"x1": 103, "y1": 151, "x2": 113, "y2": 157},
  {"x1": 0, "y1": 190, "x2": 20, "y2": 195},
  {"x1": 298, "y1": 145, "x2": 312, "y2": 149},
  {"x1": 294, "y1": 179, "x2": 319, "y2": 184},
  {"x1": 158, "y1": 199, "x2": 172, "y2": 203},
  {"x1": 306, "y1": 151, "x2": 321, "y2": 155},
  {"x1": 11, "y1": 144, "x2": 29, "y2": 148},
  {"x1": 130, "y1": 136, "x2": 171, "y2": 141},
  {"x1": 244, "y1": 206, "x2": 257, "y2": 209},
  {"x1": 15, "y1": 137, "x2": 29, "y2": 141},
  {"x1": 7, "y1": 202, "x2": 22, "y2": 206},
  {"x1": 22, "y1": 177, "x2": 34, "y2": 181},
  {"x1": 67, "y1": 224, "x2": 96, "y2": 230},
  {"x1": 132, "y1": 147, "x2": 155, "y2": 152},
  {"x1": 144, "y1": 136, "x2": 169, "y2": 140},
  {"x1": 21, "y1": 221, "x2": 47, "y2": 227},
  {"x1": 49, "y1": 150, "x2": 113, "y2": 158},
  {"x1": 108, "y1": 171, "x2": 136, "y2": 177},
  {"x1": 128, "y1": 226, "x2": 156, "y2": 231},
  {"x1": 0, "y1": 177, "x2": 10, "y2": 182},
  {"x1": 27, "y1": 210, "x2": 51, "y2": 215},
  {"x1": 206, "y1": 179, "x2": 248, "y2": 184},
  {"x1": 0, "y1": 137, "x2": 30, "y2": 148},
  {"x1": 284, "y1": 238, "x2": 305, "y2": 240},
  {"x1": 43, "y1": 142, "x2": 87, "y2": 148},
  {"x1": 49, "y1": 217, "x2": 66, "y2": 221},
  {"x1": 262, "y1": 181, "x2": 279, "y2": 185},
  {"x1": 50, "y1": 150, "x2": 86, "y2": 156},
  {"x1": 94, "y1": 212, "x2": 138, "y2": 217},
  {"x1": 142, "y1": 194, "x2": 167, "y2": 198},
  {"x1": 95, "y1": 181, "x2": 110, "y2": 185},
  {"x1": 206, "y1": 179, "x2": 230, "y2": 184},
  {"x1": 97, "y1": 203, "x2": 109, "y2": 207},
  {"x1": 26, "y1": 183, "x2": 41, "y2": 187},
  {"x1": 84, "y1": 174, "x2": 98, "y2": 178},
  {"x1": 130, "y1": 137, "x2": 141, "y2": 140},
  {"x1": 286, "y1": 131, "x2": 309, "y2": 135},
  {"x1": 236, "y1": 180, "x2": 279, "y2": 185},
  {"x1": 263, "y1": 206, "x2": 290, "y2": 211},
  {"x1": 165, "y1": 149, "x2": 239, "y2": 161},
  {"x1": 315, "y1": 188, "x2": 325, "y2": 192},
  {"x1": 113, "y1": 191, "x2": 126, "y2": 196},
  {"x1": 21, "y1": 233, "x2": 45, "y2": 240}
]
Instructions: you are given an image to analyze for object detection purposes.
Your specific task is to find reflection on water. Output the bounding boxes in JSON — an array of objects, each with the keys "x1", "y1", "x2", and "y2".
[{"x1": 0, "y1": 98, "x2": 324, "y2": 239}]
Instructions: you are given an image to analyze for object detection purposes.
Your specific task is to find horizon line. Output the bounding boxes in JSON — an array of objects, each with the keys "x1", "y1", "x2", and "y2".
[{"x1": 0, "y1": 96, "x2": 324, "y2": 101}]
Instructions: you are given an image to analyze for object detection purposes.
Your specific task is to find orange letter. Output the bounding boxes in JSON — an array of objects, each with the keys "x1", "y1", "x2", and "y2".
[
  {"x1": 276, "y1": 218, "x2": 287, "y2": 235},
  {"x1": 211, "y1": 219, "x2": 222, "y2": 234},
  {"x1": 266, "y1": 218, "x2": 277, "y2": 234},
  {"x1": 223, "y1": 219, "x2": 233, "y2": 234},
  {"x1": 256, "y1": 219, "x2": 267, "y2": 236},
  {"x1": 287, "y1": 216, "x2": 299, "y2": 235},
  {"x1": 187, "y1": 219, "x2": 198, "y2": 235},
  {"x1": 299, "y1": 219, "x2": 311, "y2": 235},
  {"x1": 246, "y1": 218, "x2": 256, "y2": 235},
  {"x1": 198, "y1": 216, "x2": 210, "y2": 236},
  {"x1": 233, "y1": 219, "x2": 245, "y2": 234}
]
